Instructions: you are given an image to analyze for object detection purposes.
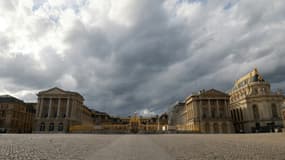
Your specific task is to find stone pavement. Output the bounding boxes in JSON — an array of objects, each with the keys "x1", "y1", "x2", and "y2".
[{"x1": 0, "y1": 134, "x2": 284, "y2": 160}]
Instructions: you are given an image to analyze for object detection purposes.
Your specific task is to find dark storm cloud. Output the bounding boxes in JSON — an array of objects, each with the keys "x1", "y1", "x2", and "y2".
[
  {"x1": 61, "y1": 0, "x2": 192, "y2": 115},
  {"x1": 0, "y1": 50, "x2": 66, "y2": 89},
  {"x1": 1, "y1": 0, "x2": 285, "y2": 116}
]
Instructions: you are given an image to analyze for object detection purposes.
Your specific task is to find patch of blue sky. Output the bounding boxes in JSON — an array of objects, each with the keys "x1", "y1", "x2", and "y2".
[
  {"x1": 224, "y1": 2, "x2": 232, "y2": 10},
  {"x1": 49, "y1": 15, "x2": 59, "y2": 24},
  {"x1": 32, "y1": 0, "x2": 47, "y2": 11},
  {"x1": 32, "y1": 0, "x2": 88, "y2": 14},
  {"x1": 224, "y1": 0, "x2": 239, "y2": 10}
]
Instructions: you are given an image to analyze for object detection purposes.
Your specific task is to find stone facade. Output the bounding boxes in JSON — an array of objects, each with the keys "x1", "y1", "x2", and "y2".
[
  {"x1": 33, "y1": 87, "x2": 93, "y2": 133},
  {"x1": 279, "y1": 100, "x2": 285, "y2": 131},
  {"x1": 229, "y1": 68, "x2": 284, "y2": 133},
  {"x1": 183, "y1": 89, "x2": 233, "y2": 133},
  {"x1": 168, "y1": 101, "x2": 186, "y2": 131},
  {"x1": 0, "y1": 95, "x2": 35, "y2": 133}
]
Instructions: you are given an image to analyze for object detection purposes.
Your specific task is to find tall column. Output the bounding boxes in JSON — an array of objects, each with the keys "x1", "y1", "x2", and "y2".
[
  {"x1": 208, "y1": 100, "x2": 211, "y2": 118},
  {"x1": 39, "y1": 97, "x2": 43, "y2": 118},
  {"x1": 216, "y1": 100, "x2": 220, "y2": 119},
  {"x1": 57, "y1": 98, "x2": 61, "y2": 118},
  {"x1": 225, "y1": 100, "x2": 228, "y2": 118},
  {"x1": 71, "y1": 99, "x2": 75, "y2": 119},
  {"x1": 65, "y1": 97, "x2": 70, "y2": 118},
  {"x1": 193, "y1": 101, "x2": 198, "y2": 118},
  {"x1": 48, "y1": 98, "x2": 52, "y2": 118}
]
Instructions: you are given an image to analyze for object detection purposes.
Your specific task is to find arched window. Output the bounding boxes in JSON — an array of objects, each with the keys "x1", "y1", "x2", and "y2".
[
  {"x1": 240, "y1": 109, "x2": 243, "y2": 121},
  {"x1": 213, "y1": 123, "x2": 219, "y2": 133},
  {"x1": 252, "y1": 105, "x2": 259, "y2": 120},
  {"x1": 254, "y1": 89, "x2": 258, "y2": 94},
  {"x1": 236, "y1": 109, "x2": 240, "y2": 121},
  {"x1": 49, "y1": 123, "x2": 54, "y2": 131},
  {"x1": 205, "y1": 123, "x2": 210, "y2": 133},
  {"x1": 40, "y1": 122, "x2": 45, "y2": 131},
  {"x1": 58, "y1": 123, "x2": 63, "y2": 131},
  {"x1": 271, "y1": 104, "x2": 278, "y2": 118},
  {"x1": 222, "y1": 123, "x2": 227, "y2": 133}
]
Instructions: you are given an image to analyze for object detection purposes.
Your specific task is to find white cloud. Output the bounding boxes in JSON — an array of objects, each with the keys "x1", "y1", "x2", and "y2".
[
  {"x1": 139, "y1": 108, "x2": 156, "y2": 117},
  {"x1": 56, "y1": 74, "x2": 78, "y2": 90}
]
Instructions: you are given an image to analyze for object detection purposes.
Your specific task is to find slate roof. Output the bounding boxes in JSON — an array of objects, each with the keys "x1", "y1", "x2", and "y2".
[{"x1": 0, "y1": 95, "x2": 24, "y2": 103}]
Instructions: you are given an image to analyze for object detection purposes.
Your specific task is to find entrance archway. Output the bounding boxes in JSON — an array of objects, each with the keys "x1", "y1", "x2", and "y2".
[{"x1": 129, "y1": 113, "x2": 140, "y2": 133}]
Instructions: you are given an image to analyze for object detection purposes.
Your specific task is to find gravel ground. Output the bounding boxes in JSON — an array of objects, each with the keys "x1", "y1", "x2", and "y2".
[{"x1": 0, "y1": 133, "x2": 284, "y2": 160}]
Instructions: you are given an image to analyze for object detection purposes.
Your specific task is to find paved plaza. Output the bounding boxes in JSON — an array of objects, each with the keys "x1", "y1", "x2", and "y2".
[{"x1": 0, "y1": 134, "x2": 284, "y2": 160}]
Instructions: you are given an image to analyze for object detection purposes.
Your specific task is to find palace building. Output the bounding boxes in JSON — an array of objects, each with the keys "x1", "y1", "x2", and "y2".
[
  {"x1": 0, "y1": 95, "x2": 35, "y2": 133},
  {"x1": 2, "y1": 67, "x2": 285, "y2": 134},
  {"x1": 229, "y1": 68, "x2": 284, "y2": 133},
  {"x1": 170, "y1": 89, "x2": 233, "y2": 133},
  {"x1": 33, "y1": 87, "x2": 93, "y2": 133},
  {"x1": 168, "y1": 101, "x2": 185, "y2": 132},
  {"x1": 184, "y1": 89, "x2": 233, "y2": 133},
  {"x1": 168, "y1": 89, "x2": 233, "y2": 133}
]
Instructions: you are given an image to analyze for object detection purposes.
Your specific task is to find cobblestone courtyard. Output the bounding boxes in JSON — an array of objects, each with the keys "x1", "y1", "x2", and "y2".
[{"x1": 0, "y1": 134, "x2": 285, "y2": 160}]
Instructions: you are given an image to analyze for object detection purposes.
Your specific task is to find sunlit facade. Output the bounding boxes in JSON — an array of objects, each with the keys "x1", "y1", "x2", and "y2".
[
  {"x1": 229, "y1": 68, "x2": 284, "y2": 133},
  {"x1": 33, "y1": 87, "x2": 93, "y2": 133}
]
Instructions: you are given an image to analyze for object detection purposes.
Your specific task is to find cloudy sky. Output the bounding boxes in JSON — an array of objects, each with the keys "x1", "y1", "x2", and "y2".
[{"x1": 0, "y1": 0, "x2": 285, "y2": 116}]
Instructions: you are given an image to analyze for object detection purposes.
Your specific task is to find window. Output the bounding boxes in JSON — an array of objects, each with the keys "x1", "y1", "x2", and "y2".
[
  {"x1": 240, "y1": 109, "x2": 243, "y2": 121},
  {"x1": 213, "y1": 123, "x2": 219, "y2": 133},
  {"x1": 1, "y1": 111, "x2": 5, "y2": 117},
  {"x1": 271, "y1": 104, "x2": 278, "y2": 118},
  {"x1": 211, "y1": 107, "x2": 216, "y2": 118},
  {"x1": 49, "y1": 123, "x2": 54, "y2": 131},
  {"x1": 220, "y1": 106, "x2": 225, "y2": 118},
  {"x1": 205, "y1": 123, "x2": 210, "y2": 133},
  {"x1": 252, "y1": 105, "x2": 259, "y2": 120},
  {"x1": 236, "y1": 109, "x2": 240, "y2": 121},
  {"x1": 40, "y1": 122, "x2": 45, "y2": 131},
  {"x1": 58, "y1": 123, "x2": 63, "y2": 131},
  {"x1": 222, "y1": 123, "x2": 227, "y2": 133},
  {"x1": 254, "y1": 89, "x2": 258, "y2": 94},
  {"x1": 202, "y1": 107, "x2": 208, "y2": 118}
]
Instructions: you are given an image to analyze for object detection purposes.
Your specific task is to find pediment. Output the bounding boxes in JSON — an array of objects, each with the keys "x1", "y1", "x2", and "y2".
[
  {"x1": 200, "y1": 89, "x2": 229, "y2": 97},
  {"x1": 39, "y1": 87, "x2": 68, "y2": 95}
]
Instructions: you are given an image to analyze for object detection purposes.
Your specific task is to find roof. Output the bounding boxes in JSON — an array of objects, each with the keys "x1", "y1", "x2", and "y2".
[
  {"x1": 233, "y1": 68, "x2": 266, "y2": 90},
  {"x1": 199, "y1": 89, "x2": 229, "y2": 97},
  {"x1": 185, "y1": 89, "x2": 229, "y2": 101},
  {"x1": 93, "y1": 110, "x2": 110, "y2": 116},
  {"x1": 0, "y1": 95, "x2": 24, "y2": 103}
]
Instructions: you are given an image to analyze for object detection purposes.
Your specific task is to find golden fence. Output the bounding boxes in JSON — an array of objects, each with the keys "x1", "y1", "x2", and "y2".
[{"x1": 69, "y1": 124, "x2": 96, "y2": 133}]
